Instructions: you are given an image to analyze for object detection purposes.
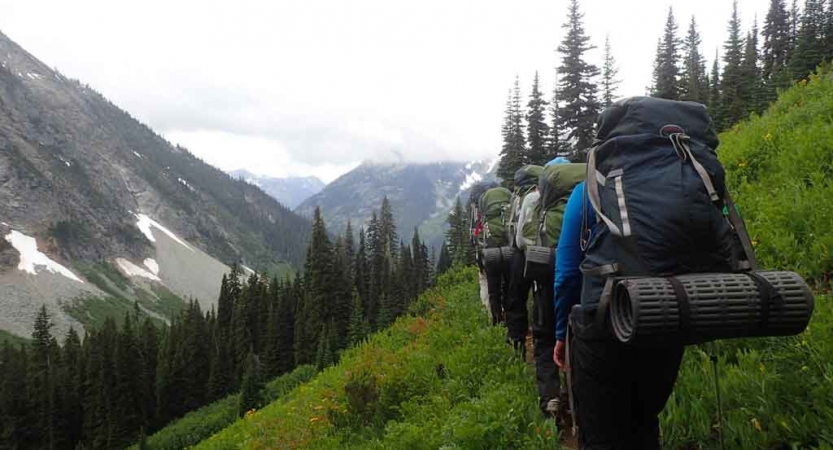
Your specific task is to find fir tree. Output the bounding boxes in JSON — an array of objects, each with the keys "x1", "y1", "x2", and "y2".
[
  {"x1": 790, "y1": 0, "x2": 826, "y2": 79},
  {"x1": 681, "y1": 16, "x2": 709, "y2": 103},
  {"x1": 601, "y1": 35, "x2": 620, "y2": 107},
  {"x1": 653, "y1": 7, "x2": 682, "y2": 100},
  {"x1": 237, "y1": 349, "x2": 262, "y2": 417},
  {"x1": 497, "y1": 90, "x2": 523, "y2": 186},
  {"x1": 446, "y1": 197, "x2": 469, "y2": 265},
  {"x1": 31, "y1": 305, "x2": 58, "y2": 450},
  {"x1": 526, "y1": 72, "x2": 550, "y2": 165},
  {"x1": 557, "y1": 0, "x2": 601, "y2": 157},
  {"x1": 763, "y1": 0, "x2": 792, "y2": 79},
  {"x1": 740, "y1": 23, "x2": 765, "y2": 115},
  {"x1": 347, "y1": 288, "x2": 370, "y2": 346},
  {"x1": 436, "y1": 242, "x2": 452, "y2": 276},
  {"x1": 722, "y1": 1, "x2": 747, "y2": 128},
  {"x1": 708, "y1": 52, "x2": 724, "y2": 124},
  {"x1": 548, "y1": 72, "x2": 572, "y2": 157}
]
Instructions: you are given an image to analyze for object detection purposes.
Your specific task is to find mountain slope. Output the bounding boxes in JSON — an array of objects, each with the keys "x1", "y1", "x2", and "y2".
[
  {"x1": 0, "y1": 31, "x2": 310, "y2": 337},
  {"x1": 229, "y1": 169, "x2": 325, "y2": 209},
  {"x1": 296, "y1": 159, "x2": 498, "y2": 248}
]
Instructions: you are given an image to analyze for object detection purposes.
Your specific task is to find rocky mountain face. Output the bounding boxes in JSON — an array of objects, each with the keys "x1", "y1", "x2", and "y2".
[
  {"x1": 0, "y1": 31, "x2": 310, "y2": 338},
  {"x1": 296, "y1": 159, "x2": 498, "y2": 249},
  {"x1": 229, "y1": 169, "x2": 325, "y2": 209}
]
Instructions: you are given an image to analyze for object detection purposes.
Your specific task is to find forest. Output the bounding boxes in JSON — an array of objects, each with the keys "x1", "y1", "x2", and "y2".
[{"x1": 0, "y1": 199, "x2": 434, "y2": 450}]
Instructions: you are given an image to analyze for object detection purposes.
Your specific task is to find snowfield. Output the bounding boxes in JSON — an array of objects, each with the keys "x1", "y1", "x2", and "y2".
[
  {"x1": 134, "y1": 213, "x2": 194, "y2": 251},
  {"x1": 116, "y1": 258, "x2": 161, "y2": 282},
  {"x1": 4, "y1": 230, "x2": 84, "y2": 283}
]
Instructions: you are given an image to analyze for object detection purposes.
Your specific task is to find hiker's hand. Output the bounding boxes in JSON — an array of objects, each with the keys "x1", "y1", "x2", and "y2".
[{"x1": 554, "y1": 340, "x2": 566, "y2": 371}]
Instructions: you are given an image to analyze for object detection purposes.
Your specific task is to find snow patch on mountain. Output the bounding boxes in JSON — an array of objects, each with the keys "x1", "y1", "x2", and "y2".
[
  {"x1": 4, "y1": 230, "x2": 84, "y2": 283},
  {"x1": 144, "y1": 258, "x2": 160, "y2": 276},
  {"x1": 116, "y1": 258, "x2": 161, "y2": 282},
  {"x1": 134, "y1": 213, "x2": 195, "y2": 251}
]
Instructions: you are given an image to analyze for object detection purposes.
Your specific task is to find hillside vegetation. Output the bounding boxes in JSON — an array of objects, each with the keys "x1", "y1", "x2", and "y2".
[{"x1": 194, "y1": 267, "x2": 557, "y2": 450}]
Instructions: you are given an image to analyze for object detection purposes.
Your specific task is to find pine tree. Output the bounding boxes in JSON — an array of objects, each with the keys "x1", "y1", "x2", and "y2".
[
  {"x1": 510, "y1": 76, "x2": 527, "y2": 165},
  {"x1": 740, "y1": 23, "x2": 764, "y2": 115},
  {"x1": 497, "y1": 90, "x2": 523, "y2": 185},
  {"x1": 346, "y1": 288, "x2": 370, "y2": 346},
  {"x1": 344, "y1": 220, "x2": 356, "y2": 283},
  {"x1": 790, "y1": 0, "x2": 826, "y2": 79},
  {"x1": 138, "y1": 319, "x2": 158, "y2": 427},
  {"x1": 681, "y1": 16, "x2": 708, "y2": 103},
  {"x1": 708, "y1": 52, "x2": 724, "y2": 124},
  {"x1": 296, "y1": 207, "x2": 333, "y2": 364},
  {"x1": 31, "y1": 305, "x2": 58, "y2": 450},
  {"x1": 526, "y1": 72, "x2": 550, "y2": 165},
  {"x1": 445, "y1": 197, "x2": 469, "y2": 265},
  {"x1": 436, "y1": 242, "x2": 452, "y2": 276},
  {"x1": 722, "y1": 1, "x2": 747, "y2": 128},
  {"x1": 601, "y1": 35, "x2": 620, "y2": 107},
  {"x1": 58, "y1": 327, "x2": 84, "y2": 449},
  {"x1": 113, "y1": 313, "x2": 142, "y2": 446},
  {"x1": 1, "y1": 342, "x2": 32, "y2": 448},
  {"x1": 237, "y1": 349, "x2": 262, "y2": 417},
  {"x1": 557, "y1": 0, "x2": 601, "y2": 157},
  {"x1": 653, "y1": 7, "x2": 683, "y2": 100},
  {"x1": 331, "y1": 237, "x2": 353, "y2": 350},
  {"x1": 548, "y1": 72, "x2": 573, "y2": 157},
  {"x1": 763, "y1": 0, "x2": 792, "y2": 79}
]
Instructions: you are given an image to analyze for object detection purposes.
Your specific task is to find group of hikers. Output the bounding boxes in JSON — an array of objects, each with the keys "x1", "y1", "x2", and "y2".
[{"x1": 469, "y1": 96, "x2": 761, "y2": 450}]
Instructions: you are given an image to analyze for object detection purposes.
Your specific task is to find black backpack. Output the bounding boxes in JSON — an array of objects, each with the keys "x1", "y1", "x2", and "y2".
[{"x1": 580, "y1": 97, "x2": 756, "y2": 332}]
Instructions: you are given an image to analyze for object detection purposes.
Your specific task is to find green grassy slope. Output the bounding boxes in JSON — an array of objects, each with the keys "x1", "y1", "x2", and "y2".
[
  {"x1": 659, "y1": 67, "x2": 833, "y2": 449},
  {"x1": 126, "y1": 366, "x2": 316, "y2": 450},
  {"x1": 194, "y1": 267, "x2": 558, "y2": 450}
]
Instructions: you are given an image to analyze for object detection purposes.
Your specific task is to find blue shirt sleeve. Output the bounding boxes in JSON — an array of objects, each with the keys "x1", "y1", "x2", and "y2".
[{"x1": 553, "y1": 182, "x2": 593, "y2": 341}]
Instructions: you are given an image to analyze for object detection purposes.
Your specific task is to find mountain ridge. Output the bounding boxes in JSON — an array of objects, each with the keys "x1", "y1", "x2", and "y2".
[{"x1": 229, "y1": 169, "x2": 325, "y2": 209}]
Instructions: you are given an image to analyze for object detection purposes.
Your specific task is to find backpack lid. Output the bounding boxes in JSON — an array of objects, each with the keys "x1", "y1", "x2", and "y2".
[
  {"x1": 594, "y1": 96, "x2": 719, "y2": 149},
  {"x1": 479, "y1": 187, "x2": 512, "y2": 217},
  {"x1": 513, "y1": 165, "x2": 544, "y2": 190},
  {"x1": 538, "y1": 163, "x2": 586, "y2": 209},
  {"x1": 469, "y1": 181, "x2": 499, "y2": 205}
]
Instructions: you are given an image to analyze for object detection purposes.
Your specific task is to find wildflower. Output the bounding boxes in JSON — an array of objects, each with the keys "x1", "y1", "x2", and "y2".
[
  {"x1": 309, "y1": 417, "x2": 320, "y2": 423},
  {"x1": 752, "y1": 240, "x2": 759, "y2": 247},
  {"x1": 738, "y1": 160, "x2": 748, "y2": 168},
  {"x1": 764, "y1": 132, "x2": 773, "y2": 142},
  {"x1": 751, "y1": 418, "x2": 762, "y2": 431}
]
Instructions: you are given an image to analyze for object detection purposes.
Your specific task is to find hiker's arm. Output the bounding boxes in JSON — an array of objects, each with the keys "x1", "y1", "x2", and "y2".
[{"x1": 554, "y1": 182, "x2": 587, "y2": 343}]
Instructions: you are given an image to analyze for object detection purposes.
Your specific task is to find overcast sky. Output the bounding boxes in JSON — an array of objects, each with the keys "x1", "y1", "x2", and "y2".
[{"x1": 0, "y1": 0, "x2": 770, "y2": 183}]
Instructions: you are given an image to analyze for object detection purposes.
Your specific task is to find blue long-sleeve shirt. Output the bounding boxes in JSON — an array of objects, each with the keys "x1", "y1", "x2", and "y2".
[{"x1": 553, "y1": 182, "x2": 595, "y2": 341}]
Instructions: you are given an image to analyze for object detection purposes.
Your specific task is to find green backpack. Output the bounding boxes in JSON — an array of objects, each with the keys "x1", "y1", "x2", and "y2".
[
  {"x1": 507, "y1": 165, "x2": 544, "y2": 246},
  {"x1": 478, "y1": 187, "x2": 512, "y2": 248},
  {"x1": 524, "y1": 164, "x2": 586, "y2": 280}
]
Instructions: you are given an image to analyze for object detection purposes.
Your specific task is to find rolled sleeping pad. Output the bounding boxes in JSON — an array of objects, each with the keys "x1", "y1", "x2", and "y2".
[
  {"x1": 482, "y1": 246, "x2": 514, "y2": 272},
  {"x1": 610, "y1": 271, "x2": 814, "y2": 345}
]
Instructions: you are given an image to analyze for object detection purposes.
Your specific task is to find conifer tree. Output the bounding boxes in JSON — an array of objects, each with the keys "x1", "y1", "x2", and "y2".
[
  {"x1": 763, "y1": 0, "x2": 792, "y2": 79},
  {"x1": 557, "y1": 0, "x2": 601, "y2": 157},
  {"x1": 344, "y1": 220, "x2": 356, "y2": 283},
  {"x1": 1, "y1": 342, "x2": 31, "y2": 448},
  {"x1": 741, "y1": 23, "x2": 764, "y2": 115},
  {"x1": 436, "y1": 242, "x2": 452, "y2": 276},
  {"x1": 446, "y1": 197, "x2": 469, "y2": 265},
  {"x1": 681, "y1": 16, "x2": 709, "y2": 103},
  {"x1": 331, "y1": 237, "x2": 353, "y2": 350},
  {"x1": 296, "y1": 207, "x2": 334, "y2": 364},
  {"x1": 601, "y1": 35, "x2": 620, "y2": 107},
  {"x1": 138, "y1": 318, "x2": 158, "y2": 427},
  {"x1": 59, "y1": 327, "x2": 84, "y2": 449},
  {"x1": 548, "y1": 73, "x2": 572, "y2": 157},
  {"x1": 31, "y1": 305, "x2": 58, "y2": 450},
  {"x1": 237, "y1": 349, "x2": 262, "y2": 417},
  {"x1": 791, "y1": 0, "x2": 826, "y2": 79},
  {"x1": 526, "y1": 72, "x2": 550, "y2": 165},
  {"x1": 114, "y1": 313, "x2": 142, "y2": 445},
  {"x1": 497, "y1": 90, "x2": 523, "y2": 185},
  {"x1": 708, "y1": 52, "x2": 724, "y2": 124},
  {"x1": 653, "y1": 8, "x2": 683, "y2": 100},
  {"x1": 347, "y1": 288, "x2": 370, "y2": 347},
  {"x1": 721, "y1": 1, "x2": 747, "y2": 128}
]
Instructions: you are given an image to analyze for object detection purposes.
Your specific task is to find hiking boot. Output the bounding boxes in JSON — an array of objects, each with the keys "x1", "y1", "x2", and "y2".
[{"x1": 544, "y1": 397, "x2": 561, "y2": 417}]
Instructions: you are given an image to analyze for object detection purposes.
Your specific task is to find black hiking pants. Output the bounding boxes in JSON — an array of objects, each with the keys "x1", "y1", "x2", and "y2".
[
  {"x1": 485, "y1": 263, "x2": 510, "y2": 325},
  {"x1": 532, "y1": 276, "x2": 559, "y2": 411},
  {"x1": 505, "y1": 249, "x2": 533, "y2": 341},
  {"x1": 571, "y1": 334, "x2": 684, "y2": 450}
]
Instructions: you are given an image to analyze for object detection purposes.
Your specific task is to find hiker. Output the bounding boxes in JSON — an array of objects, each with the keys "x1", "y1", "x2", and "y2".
[
  {"x1": 505, "y1": 158, "x2": 584, "y2": 416},
  {"x1": 504, "y1": 164, "x2": 543, "y2": 357},
  {"x1": 477, "y1": 186, "x2": 513, "y2": 325},
  {"x1": 469, "y1": 182, "x2": 498, "y2": 313},
  {"x1": 554, "y1": 97, "x2": 738, "y2": 449}
]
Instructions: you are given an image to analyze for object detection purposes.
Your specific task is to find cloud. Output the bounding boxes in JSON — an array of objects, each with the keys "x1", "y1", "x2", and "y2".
[{"x1": 0, "y1": 0, "x2": 771, "y2": 180}]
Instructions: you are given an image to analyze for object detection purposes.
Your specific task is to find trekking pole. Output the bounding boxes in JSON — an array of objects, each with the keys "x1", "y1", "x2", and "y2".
[{"x1": 706, "y1": 343, "x2": 726, "y2": 450}]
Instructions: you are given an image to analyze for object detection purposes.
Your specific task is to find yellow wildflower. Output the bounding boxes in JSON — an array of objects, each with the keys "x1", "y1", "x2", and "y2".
[
  {"x1": 738, "y1": 161, "x2": 748, "y2": 168},
  {"x1": 751, "y1": 418, "x2": 762, "y2": 431},
  {"x1": 752, "y1": 240, "x2": 759, "y2": 247},
  {"x1": 759, "y1": 363, "x2": 765, "y2": 373},
  {"x1": 764, "y1": 132, "x2": 773, "y2": 142}
]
